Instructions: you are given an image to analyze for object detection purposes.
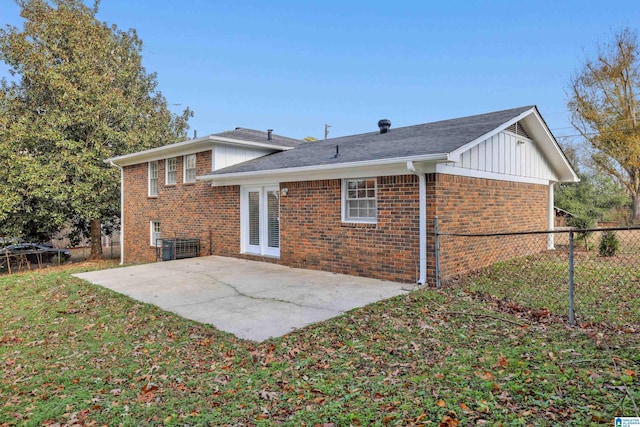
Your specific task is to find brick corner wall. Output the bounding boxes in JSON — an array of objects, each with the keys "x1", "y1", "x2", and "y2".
[
  {"x1": 121, "y1": 151, "x2": 241, "y2": 264},
  {"x1": 427, "y1": 173, "x2": 549, "y2": 282}
]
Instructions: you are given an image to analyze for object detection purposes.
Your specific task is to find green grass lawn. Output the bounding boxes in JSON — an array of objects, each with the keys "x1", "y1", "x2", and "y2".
[
  {"x1": 461, "y1": 247, "x2": 640, "y2": 327},
  {"x1": 1, "y1": 263, "x2": 639, "y2": 426}
]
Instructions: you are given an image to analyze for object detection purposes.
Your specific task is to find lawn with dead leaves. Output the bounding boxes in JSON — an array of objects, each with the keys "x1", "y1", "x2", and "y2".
[{"x1": 1, "y1": 264, "x2": 638, "y2": 426}]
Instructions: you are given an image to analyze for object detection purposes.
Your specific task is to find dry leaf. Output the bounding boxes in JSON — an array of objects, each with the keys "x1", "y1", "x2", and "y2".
[
  {"x1": 259, "y1": 390, "x2": 278, "y2": 401},
  {"x1": 439, "y1": 415, "x2": 459, "y2": 427},
  {"x1": 496, "y1": 355, "x2": 508, "y2": 368},
  {"x1": 459, "y1": 402, "x2": 472, "y2": 412}
]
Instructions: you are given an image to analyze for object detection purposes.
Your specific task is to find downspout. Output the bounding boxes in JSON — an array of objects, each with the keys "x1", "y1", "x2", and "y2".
[
  {"x1": 547, "y1": 182, "x2": 555, "y2": 250},
  {"x1": 407, "y1": 161, "x2": 427, "y2": 285},
  {"x1": 109, "y1": 161, "x2": 125, "y2": 265}
]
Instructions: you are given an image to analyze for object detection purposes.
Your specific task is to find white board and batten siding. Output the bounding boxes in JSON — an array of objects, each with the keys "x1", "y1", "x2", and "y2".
[
  {"x1": 452, "y1": 130, "x2": 558, "y2": 183},
  {"x1": 213, "y1": 144, "x2": 274, "y2": 171}
]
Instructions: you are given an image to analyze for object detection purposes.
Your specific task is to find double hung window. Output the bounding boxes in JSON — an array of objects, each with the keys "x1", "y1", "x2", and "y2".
[
  {"x1": 166, "y1": 158, "x2": 177, "y2": 185},
  {"x1": 184, "y1": 154, "x2": 196, "y2": 183},
  {"x1": 148, "y1": 161, "x2": 158, "y2": 196},
  {"x1": 343, "y1": 178, "x2": 377, "y2": 223},
  {"x1": 150, "y1": 221, "x2": 161, "y2": 246}
]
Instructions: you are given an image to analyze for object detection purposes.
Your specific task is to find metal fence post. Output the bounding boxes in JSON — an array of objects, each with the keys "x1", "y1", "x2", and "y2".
[
  {"x1": 568, "y1": 230, "x2": 575, "y2": 326},
  {"x1": 434, "y1": 216, "x2": 441, "y2": 289}
]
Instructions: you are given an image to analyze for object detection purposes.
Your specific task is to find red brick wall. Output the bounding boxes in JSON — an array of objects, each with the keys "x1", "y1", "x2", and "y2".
[
  {"x1": 122, "y1": 152, "x2": 240, "y2": 263},
  {"x1": 122, "y1": 161, "x2": 549, "y2": 284},
  {"x1": 279, "y1": 175, "x2": 421, "y2": 283},
  {"x1": 426, "y1": 173, "x2": 549, "y2": 283}
]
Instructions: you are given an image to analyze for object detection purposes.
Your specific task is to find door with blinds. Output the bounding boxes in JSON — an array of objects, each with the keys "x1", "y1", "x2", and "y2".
[{"x1": 242, "y1": 185, "x2": 280, "y2": 257}]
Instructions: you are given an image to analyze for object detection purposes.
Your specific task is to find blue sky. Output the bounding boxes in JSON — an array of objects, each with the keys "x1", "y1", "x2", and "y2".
[{"x1": 2, "y1": 0, "x2": 640, "y2": 142}]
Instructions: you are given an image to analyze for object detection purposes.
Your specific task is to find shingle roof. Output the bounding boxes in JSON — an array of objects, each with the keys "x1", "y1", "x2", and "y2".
[
  {"x1": 204, "y1": 106, "x2": 533, "y2": 176},
  {"x1": 213, "y1": 128, "x2": 301, "y2": 148}
]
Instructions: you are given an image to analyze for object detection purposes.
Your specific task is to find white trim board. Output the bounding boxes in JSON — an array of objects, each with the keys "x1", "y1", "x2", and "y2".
[
  {"x1": 436, "y1": 164, "x2": 552, "y2": 185},
  {"x1": 105, "y1": 135, "x2": 293, "y2": 167}
]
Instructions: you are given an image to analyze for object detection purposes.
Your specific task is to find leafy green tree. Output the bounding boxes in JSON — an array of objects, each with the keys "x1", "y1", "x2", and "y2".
[
  {"x1": 555, "y1": 170, "x2": 630, "y2": 222},
  {"x1": 0, "y1": 0, "x2": 191, "y2": 258},
  {"x1": 568, "y1": 27, "x2": 640, "y2": 223}
]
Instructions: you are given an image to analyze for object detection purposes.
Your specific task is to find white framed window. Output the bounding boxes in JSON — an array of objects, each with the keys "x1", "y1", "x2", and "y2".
[
  {"x1": 342, "y1": 178, "x2": 377, "y2": 223},
  {"x1": 166, "y1": 158, "x2": 177, "y2": 185},
  {"x1": 148, "y1": 161, "x2": 158, "y2": 196},
  {"x1": 150, "y1": 220, "x2": 161, "y2": 246},
  {"x1": 184, "y1": 154, "x2": 196, "y2": 183}
]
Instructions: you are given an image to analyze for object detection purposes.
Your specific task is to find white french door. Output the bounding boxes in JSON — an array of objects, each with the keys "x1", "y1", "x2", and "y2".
[{"x1": 241, "y1": 185, "x2": 280, "y2": 257}]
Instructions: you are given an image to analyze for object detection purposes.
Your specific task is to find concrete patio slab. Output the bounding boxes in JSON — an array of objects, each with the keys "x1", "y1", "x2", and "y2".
[{"x1": 73, "y1": 256, "x2": 409, "y2": 341}]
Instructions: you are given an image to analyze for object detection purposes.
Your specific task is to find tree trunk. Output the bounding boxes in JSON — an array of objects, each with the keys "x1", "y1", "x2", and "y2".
[
  {"x1": 89, "y1": 218, "x2": 102, "y2": 260},
  {"x1": 632, "y1": 195, "x2": 640, "y2": 224}
]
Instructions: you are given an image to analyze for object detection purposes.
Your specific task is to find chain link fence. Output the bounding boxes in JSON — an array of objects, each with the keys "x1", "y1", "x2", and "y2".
[{"x1": 435, "y1": 223, "x2": 640, "y2": 328}]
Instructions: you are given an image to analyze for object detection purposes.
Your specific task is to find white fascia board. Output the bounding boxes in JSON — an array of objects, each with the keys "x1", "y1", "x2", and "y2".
[
  {"x1": 104, "y1": 135, "x2": 293, "y2": 167},
  {"x1": 436, "y1": 163, "x2": 551, "y2": 185},
  {"x1": 448, "y1": 107, "x2": 536, "y2": 162},
  {"x1": 199, "y1": 153, "x2": 449, "y2": 186}
]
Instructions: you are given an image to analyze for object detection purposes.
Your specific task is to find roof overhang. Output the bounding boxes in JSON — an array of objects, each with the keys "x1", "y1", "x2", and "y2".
[
  {"x1": 104, "y1": 135, "x2": 295, "y2": 167},
  {"x1": 448, "y1": 106, "x2": 579, "y2": 183},
  {"x1": 198, "y1": 153, "x2": 449, "y2": 186}
]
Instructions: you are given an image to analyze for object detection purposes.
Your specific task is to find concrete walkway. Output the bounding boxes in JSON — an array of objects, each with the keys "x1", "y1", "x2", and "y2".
[{"x1": 74, "y1": 256, "x2": 409, "y2": 342}]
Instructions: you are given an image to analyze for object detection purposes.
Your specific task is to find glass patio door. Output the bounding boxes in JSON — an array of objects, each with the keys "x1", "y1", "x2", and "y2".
[{"x1": 243, "y1": 185, "x2": 280, "y2": 257}]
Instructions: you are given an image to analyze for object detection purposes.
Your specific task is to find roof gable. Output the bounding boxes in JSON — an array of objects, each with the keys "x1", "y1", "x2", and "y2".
[{"x1": 105, "y1": 128, "x2": 300, "y2": 167}]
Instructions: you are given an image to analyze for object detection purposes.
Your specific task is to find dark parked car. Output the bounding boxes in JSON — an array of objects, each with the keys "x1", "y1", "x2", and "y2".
[{"x1": 0, "y1": 243, "x2": 71, "y2": 264}]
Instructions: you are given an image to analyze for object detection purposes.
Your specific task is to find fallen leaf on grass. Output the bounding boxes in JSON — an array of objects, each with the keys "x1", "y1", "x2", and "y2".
[
  {"x1": 136, "y1": 382, "x2": 158, "y2": 403},
  {"x1": 259, "y1": 390, "x2": 278, "y2": 401},
  {"x1": 496, "y1": 355, "x2": 508, "y2": 368},
  {"x1": 475, "y1": 371, "x2": 494, "y2": 381},
  {"x1": 439, "y1": 415, "x2": 459, "y2": 427},
  {"x1": 141, "y1": 383, "x2": 158, "y2": 394}
]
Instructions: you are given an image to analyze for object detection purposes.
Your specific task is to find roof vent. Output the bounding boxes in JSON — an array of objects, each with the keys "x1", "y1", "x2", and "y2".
[
  {"x1": 267, "y1": 129, "x2": 273, "y2": 141},
  {"x1": 378, "y1": 119, "x2": 391, "y2": 134}
]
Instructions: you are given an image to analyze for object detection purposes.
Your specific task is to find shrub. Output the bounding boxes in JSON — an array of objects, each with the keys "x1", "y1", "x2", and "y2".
[
  {"x1": 567, "y1": 215, "x2": 596, "y2": 250},
  {"x1": 598, "y1": 230, "x2": 620, "y2": 257}
]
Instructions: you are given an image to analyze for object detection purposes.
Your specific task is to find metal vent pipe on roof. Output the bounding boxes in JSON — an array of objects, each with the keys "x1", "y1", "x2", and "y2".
[
  {"x1": 378, "y1": 119, "x2": 391, "y2": 134},
  {"x1": 267, "y1": 129, "x2": 273, "y2": 141}
]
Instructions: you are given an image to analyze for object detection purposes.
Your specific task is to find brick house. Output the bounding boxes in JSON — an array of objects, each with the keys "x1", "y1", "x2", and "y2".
[{"x1": 106, "y1": 106, "x2": 578, "y2": 284}]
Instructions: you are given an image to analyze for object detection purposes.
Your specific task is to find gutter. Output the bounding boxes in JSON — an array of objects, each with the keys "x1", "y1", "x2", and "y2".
[
  {"x1": 407, "y1": 161, "x2": 427, "y2": 285},
  {"x1": 109, "y1": 160, "x2": 125, "y2": 265},
  {"x1": 199, "y1": 152, "x2": 449, "y2": 183}
]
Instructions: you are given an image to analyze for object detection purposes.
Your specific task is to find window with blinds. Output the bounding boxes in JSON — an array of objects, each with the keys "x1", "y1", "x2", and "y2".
[
  {"x1": 267, "y1": 190, "x2": 280, "y2": 248},
  {"x1": 242, "y1": 186, "x2": 280, "y2": 257},
  {"x1": 248, "y1": 191, "x2": 260, "y2": 246}
]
